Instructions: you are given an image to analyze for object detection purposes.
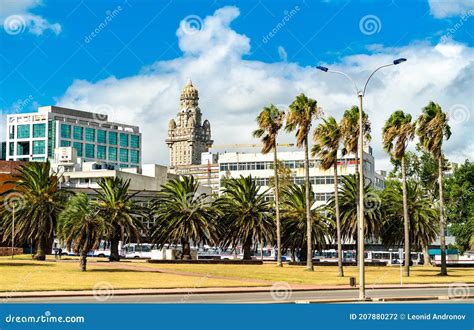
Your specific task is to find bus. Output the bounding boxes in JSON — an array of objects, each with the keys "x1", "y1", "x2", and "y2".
[{"x1": 120, "y1": 243, "x2": 155, "y2": 259}]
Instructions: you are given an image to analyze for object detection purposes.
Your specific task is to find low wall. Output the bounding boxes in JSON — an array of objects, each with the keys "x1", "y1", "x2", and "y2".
[
  {"x1": 147, "y1": 259, "x2": 263, "y2": 265},
  {"x1": 0, "y1": 247, "x2": 23, "y2": 256},
  {"x1": 289, "y1": 261, "x2": 387, "y2": 266}
]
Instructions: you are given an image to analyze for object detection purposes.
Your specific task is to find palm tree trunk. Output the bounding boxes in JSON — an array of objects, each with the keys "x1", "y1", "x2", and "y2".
[
  {"x1": 109, "y1": 230, "x2": 121, "y2": 262},
  {"x1": 181, "y1": 239, "x2": 191, "y2": 260},
  {"x1": 33, "y1": 236, "x2": 46, "y2": 261},
  {"x1": 333, "y1": 163, "x2": 344, "y2": 277},
  {"x1": 438, "y1": 156, "x2": 448, "y2": 276},
  {"x1": 80, "y1": 250, "x2": 87, "y2": 271},
  {"x1": 304, "y1": 138, "x2": 313, "y2": 271},
  {"x1": 243, "y1": 236, "x2": 252, "y2": 260},
  {"x1": 422, "y1": 243, "x2": 430, "y2": 267},
  {"x1": 401, "y1": 156, "x2": 410, "y2": 277},
  {"x1": 273, "y1": 144, "x2": 282, "y2": 267}
]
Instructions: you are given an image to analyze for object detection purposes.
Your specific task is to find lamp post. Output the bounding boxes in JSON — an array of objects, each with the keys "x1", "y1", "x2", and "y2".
[{"x1": 317, "y1": 58, "x2": 407, "y2": 300}]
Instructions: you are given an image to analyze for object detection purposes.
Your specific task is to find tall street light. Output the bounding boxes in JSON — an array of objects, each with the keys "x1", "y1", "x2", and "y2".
[{"x1": 317, "y1": 58, "x2": 407, "y2": 300}]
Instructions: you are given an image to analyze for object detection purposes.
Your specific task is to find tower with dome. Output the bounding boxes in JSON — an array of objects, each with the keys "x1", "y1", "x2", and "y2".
[{"x1": 166, "y1": 80, "x2": 213, "y2": 168}]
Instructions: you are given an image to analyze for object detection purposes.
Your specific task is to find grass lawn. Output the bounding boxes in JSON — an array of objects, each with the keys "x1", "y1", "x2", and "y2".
[
  {"x1": 141, "y1": 262, "x2": 474, "y2": 286},
  {"x1": 0, "y1": 257, "x2": 261, "y2": 292}
]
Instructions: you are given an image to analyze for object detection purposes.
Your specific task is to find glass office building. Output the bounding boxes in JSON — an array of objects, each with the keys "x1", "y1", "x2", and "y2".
[{"x1": 6, "y1": 106, "x2": 141, "y2": 168}]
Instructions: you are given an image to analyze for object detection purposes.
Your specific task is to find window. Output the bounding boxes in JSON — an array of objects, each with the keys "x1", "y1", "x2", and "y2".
[
  {"x1": 97, "y1": 129, "x2": 106, "y2": 144},
  {"x1": 73, "y1": 126, "x2": 83, "y2": 140},
  {"x1": 85, "y1": 144, "x2": 95, "y2": 158},
  {"x1": 17, "y1": 125, "x2": 30, "y2": 139},
  {"x1": 73, "y1": 142, "x2": 83, "y2": 157},
  {"x1": 17, "y1": 142, "x2": 29, "y2": 155},
  {"x1": 130, "y1": 150, "x2": 139, "y2": 164},
  {"x1": 119, "y1": 148, "x2": 128, "y2": 163},
  {"x1": 85, "y1": 128, "x2": 95, "y2": 142},
  {"x1": 109, "y1": 131, "x2": 117, "y2": 145},
  {"x1": 108, "y1": 147, "x2": 117, "y2": 161},
  {"x1": 33, "y1": 124, "x2": 46, "y2": 138},
  {"x1": 97, "y1": 145, "x2": 106, "y2": 160},
  {"x1": 60, "y1": 140, "x2": 71, "y2": 147},
  {"x1": 33, "y1": 140, "x2": 45, "y2": 154},
  {"x1": 9, "y1": 142, "x2": 14, "y2": 156},
  {"x1": 130, "y1": 135, "x2": 140, "y2": 148},
  {"x1": 61, "y1": 124, "x2": 71, "y2": 139},
  {"x1": 119, "y1": 133, "x2": 129, "y2": 147},
  {"x1": 9, "y1": 126, "x2": 15, "y2": 139}
]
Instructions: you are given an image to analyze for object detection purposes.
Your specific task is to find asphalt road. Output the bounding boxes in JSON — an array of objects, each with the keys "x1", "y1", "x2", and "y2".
[{"x1": 6, "y1": 287, "x2": 473, "y2": 303}]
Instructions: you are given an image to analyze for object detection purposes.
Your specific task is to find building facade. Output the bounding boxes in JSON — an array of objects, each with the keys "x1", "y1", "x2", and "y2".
[
  {"x1": 6, "y1": 106, "x2": 141, "y2": 169},
  {"x1": 166, "y1": 80, "x2": 213, "y2": 168}
]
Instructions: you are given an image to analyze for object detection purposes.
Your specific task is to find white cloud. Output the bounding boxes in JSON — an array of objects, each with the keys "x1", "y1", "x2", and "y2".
[
  {"x1": 50, "y1": 6, "x2": 474, "y2": 170},
  {"x1": 0, "y1": 0, "x2": 61, "y2": 35},
  {"x1": 428, "y1": 0, "x2": 474, "y2": 18}
]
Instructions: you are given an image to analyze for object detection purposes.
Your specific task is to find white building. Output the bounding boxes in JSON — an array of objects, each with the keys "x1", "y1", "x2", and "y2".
[
  {"x1": 6, "y1": 106, "x2": 141, "y2": 169},
  {"x1": 217, "y1": 148, "x2": 377, "y2": 206}
]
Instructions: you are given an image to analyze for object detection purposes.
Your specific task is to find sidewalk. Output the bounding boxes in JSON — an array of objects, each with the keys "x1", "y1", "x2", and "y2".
[{"x1": 1, "y1": 283, "x2": 472, "y2": 299}]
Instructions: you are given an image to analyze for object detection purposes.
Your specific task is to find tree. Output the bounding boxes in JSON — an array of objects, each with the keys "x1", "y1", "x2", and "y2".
[
  {"x1": 285, "y1": 93, "x2": 323, "y2": 271},
  {"x1": 445, "y1": 160, "x2": 474, "y2": 253},
  {"x1": 150, "y1": 176, "x2": 219, "y2": 259},
  {"x1": 417, "y1": 101, "x2": 451, "y2": 275},
  {"x1": 381, "y1": 180, "x2": 439, "y2": 265},
  {"x1": 0, "y1": 161, "x2": 67, "y2": 260},
  {"x1": 382, "y1": 110, "x2": 415, "y2": 276},
  {"x1": 216, "y1": 176, "x2": 274, "y2": 260},
  {"x1": 268, "y1": 160, "x2": 293, "y2": 198},
  {"x1": 253, "y1": 104, "x2": 285, "y2": 267},
  {"x1": 281, "y1": 184, "x2": 333, "y2": 262},
  {"x1": 311, "y1": 116, "x2": 344, "y2": 277},
  {"x1": 57, "y1": 193, "x2": 110, "y2": 271},
  {"x1": 95, "y1": 177, "x2": 144, "y2": 261},
  {"x1": 326, "y1": 175, "x2": 382, "y2": 255}
]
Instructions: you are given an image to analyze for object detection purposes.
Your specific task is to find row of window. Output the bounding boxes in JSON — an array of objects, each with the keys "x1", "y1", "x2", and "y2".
[
  {"x1": 60, "y1": 124, "x2": 139, "y2": 148},
  {"x1": 254, "y1": 176, "x2": 340, "y2": 187},
  {"x1": 220, "y1": 159, "x2": 356, "y2": 172},
  {"x1": 258, "y1": 192, "x2": 334, "y2": 202},
  {"x1": 8, "y1": 141, "x2": 46, "y2": 156},
  {"x1": 59, "y1": 140, "x2": 139, "y2": 163},
  {"x1": 9, "y1": 123, "x2": 46, "y2": 139}
]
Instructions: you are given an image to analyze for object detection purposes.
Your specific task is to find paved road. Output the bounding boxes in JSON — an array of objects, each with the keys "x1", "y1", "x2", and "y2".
[{"x1": 6, "y1": 287, "x2": 473, "y2": 303}]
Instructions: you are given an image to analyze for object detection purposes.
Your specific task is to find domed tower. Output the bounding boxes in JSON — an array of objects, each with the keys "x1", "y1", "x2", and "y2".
[{"x1": 166, "y1": 80, "x2": 213, "y2": 168}]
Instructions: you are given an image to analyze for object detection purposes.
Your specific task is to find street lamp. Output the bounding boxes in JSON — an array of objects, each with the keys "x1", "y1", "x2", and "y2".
[{"x1": 317, "y1": 58, "x2": 407, "y2": 300}]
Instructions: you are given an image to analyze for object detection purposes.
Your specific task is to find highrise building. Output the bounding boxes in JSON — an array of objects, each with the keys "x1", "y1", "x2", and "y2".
[
  {"x1": 166, "y1": 80, "x2": 213, "y2": 168},
  {"x1": 5, "y1": 106, "x2": 141, "y2": 169}
]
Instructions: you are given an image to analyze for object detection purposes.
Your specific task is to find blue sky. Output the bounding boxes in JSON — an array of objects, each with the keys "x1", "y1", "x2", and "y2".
[{"x1": 0, "y1": 0, "x2": 473, "y2": 168}]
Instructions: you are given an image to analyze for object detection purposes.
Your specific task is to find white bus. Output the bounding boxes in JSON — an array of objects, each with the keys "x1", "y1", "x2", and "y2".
[{"x1": 121, "y1": 243, "x2": 155, "y2": 259}]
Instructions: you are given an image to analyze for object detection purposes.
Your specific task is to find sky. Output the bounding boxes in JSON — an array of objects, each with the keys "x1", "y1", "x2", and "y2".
[{"x1": 0, "y1": 0, "x2": 473, "y2": 170}]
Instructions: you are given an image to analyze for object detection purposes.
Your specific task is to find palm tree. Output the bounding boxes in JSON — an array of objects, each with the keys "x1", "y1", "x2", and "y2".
[
  {"x1": 285, "y1": 93, "x2": 323, "y2": 271},
  {"x1": 416, "y1": 101, "x2": 451, "y2": 275},
  {"x1": 216, "y1": 176, "x2": 274, "y2": 260},
  {"x1": 150, "y1": 176, "x2": 219, "y2": 259},
  {"x1": 253, "y1": 104, "x2": 285, "y2": 267},
  {"x1": 382, "y1": 110, "x2": 415, "y2": 276},
  {"x1": 0, "y1": 161, "x2": 67, "y2": 260},
  {"x1": 326, "y1": 175, "x2": 382, "y2": 257},
  {"x1": 95, "y1": 177, "x2": 144, "y2": 261},
  {"x1": 281, "y1": 184, "x2": 333, "y2": 262},
  {"x1": 57, "y1": 193, "x2": 110, "y2": 271},
  {"x1": 311, "y1": 116, "x2": 344, "y2": 277}
]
